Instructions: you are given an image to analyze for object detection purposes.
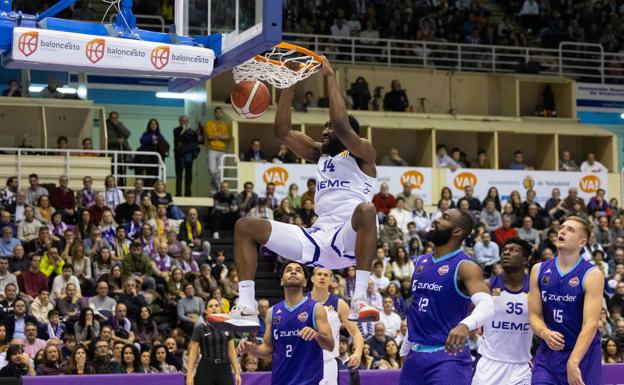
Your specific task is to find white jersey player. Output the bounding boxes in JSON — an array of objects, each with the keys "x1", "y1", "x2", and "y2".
[
  {"x1": 209, "y1": 57, "x2": 380, "y2": 333},
  {"x1": 472, "y1": 238, "x2": 533, "y2": 385},
  {"x1": 308, "y1": 268, "x2": 364, "y2": 385}
]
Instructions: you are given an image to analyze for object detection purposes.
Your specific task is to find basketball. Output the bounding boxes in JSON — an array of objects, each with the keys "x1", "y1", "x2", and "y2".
[{"x1": 231, "y1": 80, "x2": 271, "y2": 119}]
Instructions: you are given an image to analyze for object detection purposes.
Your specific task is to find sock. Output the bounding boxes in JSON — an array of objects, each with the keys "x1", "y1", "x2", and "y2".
[
  {"x1": 353, "y1": 270, "x2": 371, "y2": 300},
  {"x1": 238, "y1": 280, "x2": 256, "y2": 310}
]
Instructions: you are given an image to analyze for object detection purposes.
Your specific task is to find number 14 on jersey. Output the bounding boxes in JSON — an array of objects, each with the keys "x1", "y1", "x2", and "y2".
[{"x1": 321, "y1": 159, "x2": 335, "y2": 172}]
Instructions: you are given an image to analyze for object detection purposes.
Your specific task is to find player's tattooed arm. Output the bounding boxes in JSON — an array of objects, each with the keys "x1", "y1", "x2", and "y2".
[
  {"x1": 567, "y1": 268, "x2": 604, "y2": 385},
  {"x1": 320, "y1": 57, "x2": 377, "y2": 166},
  {"x1": 302, "y1": 303, "x2": 335, "y2": 351},
  {"x1": 528, "y1": 263, "x2": 565, "y2": 351},
  {"x1": 274, "y1": 87, "x2": 321, "y2": 162}
]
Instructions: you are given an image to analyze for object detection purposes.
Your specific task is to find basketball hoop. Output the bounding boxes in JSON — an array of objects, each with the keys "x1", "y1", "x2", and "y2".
[{"x1": 232, "y1": 42, "x2": 322, "y2": 89}]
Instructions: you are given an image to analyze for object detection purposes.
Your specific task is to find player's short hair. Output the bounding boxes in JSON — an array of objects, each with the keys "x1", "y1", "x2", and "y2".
[
  {"x1": 566, "y1": 215, "x2": 591, "y2": 240},
  {"x1": 503, "y1": 237, "x2": 532, "y2": 259},
  {"x1": 457, "y1": 209, "x2": 474, "y2": 240},
  {"x1": 279, "y1": 261, "x2": 310, "y2": 280},
  {"x1": 348, "y1": 115, "x2": 360, "y2": 135}
]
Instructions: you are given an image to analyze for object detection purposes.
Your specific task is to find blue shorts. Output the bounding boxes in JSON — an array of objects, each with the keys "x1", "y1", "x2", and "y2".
[
  {"x1": 531, "y1": 342, "x2": 601, "y2": 385},
  {"x1": 399, "y1": 348, "x2": 473, "y2": 385}
]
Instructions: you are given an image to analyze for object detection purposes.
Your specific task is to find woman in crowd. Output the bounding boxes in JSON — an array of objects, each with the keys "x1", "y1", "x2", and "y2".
[
  {"x1": 386, "y1": 282, "x2": 407, "y2": 318},
  {"x1": 274, "y1": 198, "x2": 296, "y2": 223},
  {"x1": 482, "y1": 187, "x2": 502, "y2": 212},
  {"x1": 35, "y1": 195, "x2": 55, "y2": 225},
  {"x1": 104, "y1": 175, "x2": 124, "y2": 211},
  {"x1": 108, "y1": 264, "x2": 126, "y2": 299},
  {"x1": 380, "y1": 215, "x2": 403, "y2": 253},
  {"x1": 138, "y1": 119, "x2": 169, "y2": 187},
  {"x1": 36, "y1": 344, "x2": 64, "y2": 375},
  {"x1": 139, "y1": 223, "x2": 158, "y2": 258},
  {"x1": 176, "y1": 246, "x2": 199, "y2": 273},
  {"x1": 0, "y1": 324, "x2": 8, "y2": 352},
  {"x1": 221, "y1": 268, "x2": 239, "y2": 301},
  {"x1": 70, "y1": 242, "x2": 94, "y2": 295},
  {"x1": 438, "y1": 187, "x2": 455, "y2": 209},
  {"x1": 121, "y1": 345, "x2": 141, "y2": 374},
  {"x1": 152, "y1": 180, "x2": 184, "y2": 219},
  {"x1": 375, "y1": 340, "x2": 402, "y2": 370},
  {"x1": 509, "y1": 190, "x2": 523, "y2": 219},
  {"x1": 74, "y1": 308, "x2": 100, "y2": 346},
  {"x1": 359, "y1": 343, "x2": 374, "y2": 370},
  {"x1": 391, "y1": 247, "x2": 414, "y2": 281},
  {"x1": 167, "y1": 229, "x2": 184, "y2": 259},
  {"x1": 50, "y1": 212, "x2": 67, "y2": 242},
  {"x1": 140, "y1": 194, "x2": 157, "y2": 222},
  {"x1": 93, "y1": 246, "x2": 113, "y2": 280},
  {"x1": 139, "y1": 349, "x2": 158, "y2": 373},
  {"x1": 0, "y1": 344, "x2": 35, "y2": 378},
  {"x1": 167, "y1": 267, "x2": 187, "y2": 300},
  {"x1": 603, "y1": 337, "x2": 624, "y2": 363},
  {"x1": 287, "y1": 183, "x2": 301, "y2": 210},
  {"x1": 407, "y1": 238, "x2": 422, "y2": 262},
  {"x1": 133, "y1": 306, "x2": 160, "y2": 346},
  {"x1": 100, "y1": 210, "x2": 118, "y2": 245},
  {"x1": 64, "y1": 344, "x2": 95, "y2": 374},
  {"x1": 211, "y1": 287, "x2": 230, "y2": 314},
  {"x1": 194, "y1": 263, "x2": 218, "y2": 301},
  {"x1": 152, "y1": 345, "x2": 178, "y2": 373},
  {"x1": 76, "y1": 209, "x2": 95, "y2": 240}
]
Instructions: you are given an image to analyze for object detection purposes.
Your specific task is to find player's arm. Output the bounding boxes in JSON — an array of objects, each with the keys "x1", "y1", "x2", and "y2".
[
  {"x1": 528, "y1": 263, "x2": 565, "y2": 351},
  {"x1": 320, "y1": 57, "x2": 376, "y2": 164},
  {"x1": 274, "y1": 87, "x2": 322, "y2": 162},
  {"x1": 446, "y1": 261, "x2": 494, "y2": 355},
  {"x1": 338, "y1": 298, "x2": 364, "y2": 367},
  {"x1": 300, "y1": 303, "x2": 334, "y2": 351},
  {"x1": 237, "y1": 307, "x2": 273, "y2": 357},
  {"x1": 567, "y1": 268, "x2": 604, "y2": 385}
]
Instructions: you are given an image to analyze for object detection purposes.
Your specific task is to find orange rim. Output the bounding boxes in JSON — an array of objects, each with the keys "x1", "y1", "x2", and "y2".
[{"x1": 253, "y1": 42, "x2": 321, "y2": 71}]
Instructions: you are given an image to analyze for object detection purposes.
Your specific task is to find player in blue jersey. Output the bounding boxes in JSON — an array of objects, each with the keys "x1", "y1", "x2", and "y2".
[
  {"x1": 211, "y1": 57, "x2": 379, "y2": 332},
  {"x1": 399, "y1": 208, "x2": 494, "y2": 385},
  {"x1": 528, "y1": 216, "x2": 604, "y2": 385},
  {"x1": 237, "y1": 262, "x2": 334, "y2": 385},
  {"x1": 309, "y1": 268, "x2": 364, "y2": 385}
]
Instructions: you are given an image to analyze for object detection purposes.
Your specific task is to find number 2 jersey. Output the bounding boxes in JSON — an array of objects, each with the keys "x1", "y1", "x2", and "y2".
[
  {"x1": 478, "y1": 274, "x2": 532, "y2": 363},
  {"x1": 537, "y1": 257, "x2": 600, "y2": 351},
  {"x1": 270, "y1": 297, "x2": 323, "y2": 385},
  {"x1": 314, "y1": 151, "x2": 375, "y2": 223},
  {"x1": 407, "y1": 249, "x2": 473, "y2": 347}
]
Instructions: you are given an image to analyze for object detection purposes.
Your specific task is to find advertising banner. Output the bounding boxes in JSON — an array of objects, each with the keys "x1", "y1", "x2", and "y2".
[
  {"x1": 577, "y1": 83, "x2": 624, "y2": 111},
  {"x1": 252, "y1": 164, "x2": 434, "y2": 204},
  {"x1": 11, "y1": 27, "x2": 214, "y2": 77},
  {"x1": 446, "y1": 169, "x2": 607, "y2": 206}
]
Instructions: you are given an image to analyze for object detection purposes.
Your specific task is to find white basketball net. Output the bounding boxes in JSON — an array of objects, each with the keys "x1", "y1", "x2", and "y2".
[{"x1": 233, "y1": 45, "x2": 321, "y2": 89}]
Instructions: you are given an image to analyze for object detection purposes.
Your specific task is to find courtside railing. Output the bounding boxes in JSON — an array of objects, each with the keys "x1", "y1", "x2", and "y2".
[{"x1": 2, "y1": 147, "x2": 166, "y2": 189}]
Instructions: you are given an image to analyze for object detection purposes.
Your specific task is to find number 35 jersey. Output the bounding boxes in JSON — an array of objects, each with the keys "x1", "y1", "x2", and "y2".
[
  {"x1": 270, "y1": 297, "x2": 323, "y2": 385},
  {"x1": 478, "y1": 274, "x2": 532, "y2": 363},
  {"x1": 538, "y1": 257, "x2": 600, "y2": 351},
  {"x1": 315, "y1": 152, "x2": 375, "y2": 222},
  {"x1": 407, "y1": 249, "x2": 473, "y2": 347}
]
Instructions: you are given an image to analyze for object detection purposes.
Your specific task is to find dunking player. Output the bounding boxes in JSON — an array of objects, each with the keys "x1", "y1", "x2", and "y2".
[
  {"x1": 529, "y1": 216, "x2": 603, "y2": 385},
  {"x1": 210, "y1": 57, "x2": 379, "y2": 331},
  {"x1": 308, "y1": 268, "x2": 364, "y2": 384},
  {"x1": 237, "y1": 262, "x2": 334, "y2": 385},
  {"x1": 472, "y1": 238, "x2": 533, "y2": 385},
  {"x1": 399, "y1": 208, "x2": 494, "y2": 385}
]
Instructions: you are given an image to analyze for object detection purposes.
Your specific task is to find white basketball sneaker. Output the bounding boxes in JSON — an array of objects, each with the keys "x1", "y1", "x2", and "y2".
[
  {"x1": 207, "y1": 305, "x2": 260, "y2": 333},
  {"x1": 348, "y1": 295, "x2": 380, "y2": 322}
]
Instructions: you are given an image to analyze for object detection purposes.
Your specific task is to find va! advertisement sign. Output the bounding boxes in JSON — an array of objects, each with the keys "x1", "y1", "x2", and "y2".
[
  {"x1": 446, "y1": 169, "x2": 607, "y2": 206},
  {"x1": 253, "y1": 164, "x2": 433, "y2": 204}
]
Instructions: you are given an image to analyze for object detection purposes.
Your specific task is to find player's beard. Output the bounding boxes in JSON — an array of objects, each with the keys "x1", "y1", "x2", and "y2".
[
  {"x1": 321, "y1": 137, "x2": 346, "y2": 157},
  {"x1": 424, "y1": 227, "x2": 453, "y2": 247}
]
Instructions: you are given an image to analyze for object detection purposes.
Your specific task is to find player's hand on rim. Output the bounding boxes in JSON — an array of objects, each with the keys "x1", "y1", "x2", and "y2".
[
  {"x1": 298, "y1": 326, "x2": 319, "y2": 341},
  {"x1": 542, "y1": 329, "x2": 565, "y2": 351},
  {"x1": 319, "y1": 56, "x2": 335, "y2": 77},
  {"x1": 566, "y1": 360, "x2": 585, "y2": 385},
  {"x1": 445, "y1": 323, "x2": 469, "y2": 356}
]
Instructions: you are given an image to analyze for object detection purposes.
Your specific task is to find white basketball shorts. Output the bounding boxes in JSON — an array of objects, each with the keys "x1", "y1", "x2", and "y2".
[
  {"x1": 264, "y1": 216, "x2": 357, "y2": 270},
  {"x1": 322, "y1": 358, "x2": 338, "y2": 385},
  {"x1": 472, "y1": 356, "x2": 531, "y2": 385}
]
